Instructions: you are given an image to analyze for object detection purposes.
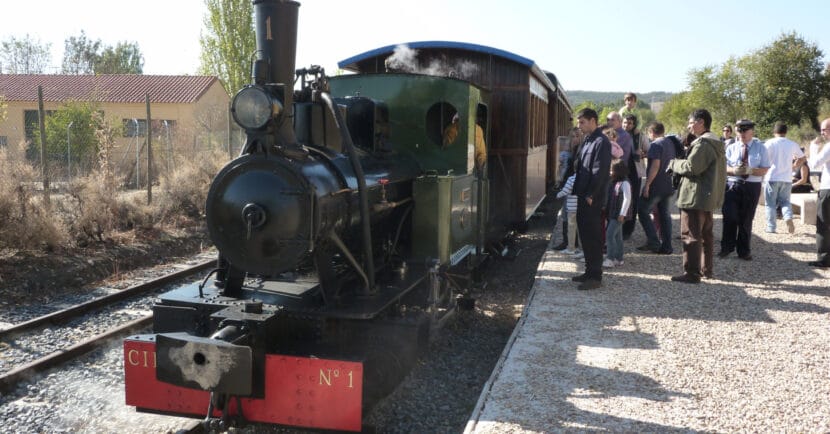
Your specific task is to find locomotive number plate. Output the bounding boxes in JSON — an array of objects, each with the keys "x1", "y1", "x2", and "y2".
[{"x1": 124, "y1": 337, "x2": 363, "y2": 432}]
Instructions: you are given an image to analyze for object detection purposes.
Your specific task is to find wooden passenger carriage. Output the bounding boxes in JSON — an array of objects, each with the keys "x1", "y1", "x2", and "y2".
[{"x1": 338, "y1": 41, "x2": 572, "y2": 236}]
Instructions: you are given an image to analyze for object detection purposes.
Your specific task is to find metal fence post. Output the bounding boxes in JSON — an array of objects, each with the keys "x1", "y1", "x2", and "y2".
[
  {"x1": 67, "y1": 121, "x2": 73, "y2": 181},
  {"x1": 37, "y1": 85, "x2": 50, "y2": 207},
  {"x1": 228, "y1": 101, "x2": 233, "y2": 158},
  {"x1": 146, "y1": 93, "x2": 152, "y2": 205}
]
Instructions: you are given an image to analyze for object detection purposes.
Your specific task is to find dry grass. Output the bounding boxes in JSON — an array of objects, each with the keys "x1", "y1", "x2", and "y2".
[
  {"x1": 0, "y1": 142, "x2": 68, "y2": 250},
  {"x1": 155, "y1": 148, "x2": 227, "y2": 224},
  {"x1": 0, "y1": 115, "x2": 229, "y2": 252}
]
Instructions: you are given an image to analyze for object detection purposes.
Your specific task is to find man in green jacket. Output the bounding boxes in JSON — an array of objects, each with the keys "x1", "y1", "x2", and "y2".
[{"x1": 666, "y1": 109, "x2": 726, "y2": 283}]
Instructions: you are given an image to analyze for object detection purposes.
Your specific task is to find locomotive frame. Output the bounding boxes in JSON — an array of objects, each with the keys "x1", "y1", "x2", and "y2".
[{"x1": 122, "y1": 1, "x2": 572, "y2": 432}]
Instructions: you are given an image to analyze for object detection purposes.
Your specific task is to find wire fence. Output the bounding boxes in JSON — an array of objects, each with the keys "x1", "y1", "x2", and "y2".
[
  {"x1": 2, "y1": 146, "x2": 241, "y2": 203},
  {"x1": 3, "y1": 122, "x2": 246, "y2": 192}
]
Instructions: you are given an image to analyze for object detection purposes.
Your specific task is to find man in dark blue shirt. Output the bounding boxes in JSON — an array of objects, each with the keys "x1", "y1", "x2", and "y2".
[
  {"x1": 572, "y1": 108, "x2": 612, "y2": 290},
  {"x1": 637, "y1": 122, "x2": 676, "y2": 254}
]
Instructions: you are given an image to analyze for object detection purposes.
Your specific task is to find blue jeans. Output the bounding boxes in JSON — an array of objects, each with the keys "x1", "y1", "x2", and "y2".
[
  {"x1": 637, "y1": 191, "x2": 673, "y2": 253},
  {"x1": 764, "y1": 181, "x2": 793, "y2": 230},
  {"x1": 606, "y1": 218, "x2": 623, "y2": 261}
]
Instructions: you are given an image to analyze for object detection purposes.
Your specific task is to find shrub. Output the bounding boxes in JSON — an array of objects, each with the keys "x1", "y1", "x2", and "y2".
[
  {"x1": 0, "y1": 111, "x2": 229, "y2": 252},
  {"x1": 0, "y1": 141, "x2": 68, "y2": 250},
  {"x1": 155, "y1": 148, "x2": 227, "y2": 224}
]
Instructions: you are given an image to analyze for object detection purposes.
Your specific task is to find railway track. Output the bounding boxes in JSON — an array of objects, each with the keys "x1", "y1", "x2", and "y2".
[{"x1": 0, "y1": 259, "x2": 214, "y2": 395}]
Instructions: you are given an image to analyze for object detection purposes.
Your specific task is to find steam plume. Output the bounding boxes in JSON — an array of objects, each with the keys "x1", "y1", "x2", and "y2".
[{"x1": 384, "y1": 44, "x2": 479, "y2": 80}]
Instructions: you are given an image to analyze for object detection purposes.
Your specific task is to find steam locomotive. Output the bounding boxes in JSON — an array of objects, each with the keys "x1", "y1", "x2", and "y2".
[{"x1": 123, "y1": 0, "x2": 571, "y2": 431}]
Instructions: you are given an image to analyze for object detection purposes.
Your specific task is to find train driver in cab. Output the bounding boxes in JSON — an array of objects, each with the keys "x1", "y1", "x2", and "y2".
[
  {"x1": 474, "y1": 112, "x2": 487, "y2": 174},
  {"x1": 442, "y1": 112, "x2": 487, "y2": 174},
  {"x1": 443, "y1": 113, "x2": 460, "y2": 146}
]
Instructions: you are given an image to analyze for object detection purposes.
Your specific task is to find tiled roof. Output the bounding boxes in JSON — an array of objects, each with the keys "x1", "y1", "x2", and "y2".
[{"x1": 0, "y1": 74, "x2": 224, "y2": 104}]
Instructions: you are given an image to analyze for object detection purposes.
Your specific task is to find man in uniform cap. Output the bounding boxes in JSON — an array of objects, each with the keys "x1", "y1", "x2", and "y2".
[{"x1": 719, "y1": 119, "x2": 770, "y2": 260}]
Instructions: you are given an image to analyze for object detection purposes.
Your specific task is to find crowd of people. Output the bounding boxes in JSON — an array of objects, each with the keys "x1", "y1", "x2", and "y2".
[{"x1": 551, "y1": 93, "x2": 830, "y2": 290}]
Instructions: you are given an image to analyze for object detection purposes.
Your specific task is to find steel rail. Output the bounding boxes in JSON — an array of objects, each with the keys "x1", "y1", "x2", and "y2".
[
  {"x1": 0, "y1": 259, "x2": 214, "y2": 340},
  {"x1": 0, "y1": 315, "x2": 152, "y2": 394}
]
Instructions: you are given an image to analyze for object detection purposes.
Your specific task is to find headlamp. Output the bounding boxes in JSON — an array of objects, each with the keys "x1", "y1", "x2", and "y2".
[{"x1": 231, "y1": 86, "x2": 283, "y2": 130}]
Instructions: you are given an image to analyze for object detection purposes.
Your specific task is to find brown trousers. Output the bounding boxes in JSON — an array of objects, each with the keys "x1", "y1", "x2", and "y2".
[{"x1": 679, "y1": 209, "x2": 714, "y2": 278}]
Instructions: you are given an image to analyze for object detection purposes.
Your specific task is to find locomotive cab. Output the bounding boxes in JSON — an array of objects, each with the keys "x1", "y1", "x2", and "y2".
[{"x1": 330, "y1": 73, "x2": 490, "y2": 267}]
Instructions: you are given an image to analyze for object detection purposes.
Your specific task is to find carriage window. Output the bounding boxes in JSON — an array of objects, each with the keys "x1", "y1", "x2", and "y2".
[{"x1": 426, "y1": 102, "x2": 458, "y2": 147}]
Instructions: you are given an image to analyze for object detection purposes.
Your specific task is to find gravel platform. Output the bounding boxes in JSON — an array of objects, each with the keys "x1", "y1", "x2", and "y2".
[{"x1": 466, "y1": 206, "x2": 830, "y2": 433}]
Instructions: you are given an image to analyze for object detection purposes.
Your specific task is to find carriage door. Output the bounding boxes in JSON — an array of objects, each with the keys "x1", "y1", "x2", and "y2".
[{"x1": 475, "y1": 103, "x2": 489, "y2": 256}]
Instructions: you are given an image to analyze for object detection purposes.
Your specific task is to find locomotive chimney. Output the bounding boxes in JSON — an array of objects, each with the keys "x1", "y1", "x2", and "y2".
[{"x1": 253, "y1": 0, "x2": 300, "y2": 143}]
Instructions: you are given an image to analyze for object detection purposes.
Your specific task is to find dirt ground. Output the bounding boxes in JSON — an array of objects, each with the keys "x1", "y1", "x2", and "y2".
[{"x1": 0, "y1": 225, "x2": 211, "y2": 306}]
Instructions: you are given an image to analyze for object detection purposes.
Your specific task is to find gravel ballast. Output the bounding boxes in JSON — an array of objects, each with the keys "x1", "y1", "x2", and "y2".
[
  {"x1": 3, "y1": 200, "x2": 827, "y2": 433},
  {"x1": 0, "y1": 207, "x2": 554, "y2": 433},
  {"x1": 467, "y1": 206, "x2": 830, "y2": 433}
]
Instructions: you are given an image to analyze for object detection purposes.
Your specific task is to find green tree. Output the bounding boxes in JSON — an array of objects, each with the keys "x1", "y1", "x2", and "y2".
[
  {"x1": 29, "y1": 101, "x2": 105, "y2": 171},
  {"x1": 621, "y1": 99, "x2": 657, "y2": 131},
  {"x1": 571, "y1": 99, "x2": 656, "y2": 131},
  {"x1": 95, "y1": 41, "x2": 144, "y2": 74},
  {"x1": 685, "y1": 57, "x2": 747, "y2": 130},
  {"x1": 199, "y1": 0, "x2": 255, "y2": 94},
  {"x1": 819, "y1": 99, "x2": 830, "y2": 123},
  {"x1": 0, "y1": 34, "x2": 52, "y2": 73},
  {"x1": 62, "y1": 31, "x2": 101, "y2": 74},
  {"x1": 742, "y1": 32, "x2": 826, "y2": 131},
  {"x1": 680, "y1": 32, "x2": 827, "y2": 135},
  {"x1": 0, "y1": 95, "x2": 7, "y2": 123},
  {"x1": 658, "y1": 91, "x2": 697, "y2": 135},
  {"x1": 572, "y1": 100, "x2": 599, "y2": 120}
]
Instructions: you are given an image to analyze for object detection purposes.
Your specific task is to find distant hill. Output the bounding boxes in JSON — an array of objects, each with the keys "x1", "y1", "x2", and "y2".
[{"x1": 566, "y1": 90, "x2": 674, "y2": 107}]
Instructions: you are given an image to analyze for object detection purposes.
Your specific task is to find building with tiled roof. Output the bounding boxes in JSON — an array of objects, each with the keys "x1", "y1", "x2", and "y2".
[{"x1": 0, "y1": 74, "x2": 229, "y2": 173}]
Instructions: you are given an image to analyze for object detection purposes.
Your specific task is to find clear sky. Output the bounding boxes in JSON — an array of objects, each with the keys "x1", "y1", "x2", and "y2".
[{"x1": 3, "y1": 0, "x2": 829, "y2": 94}]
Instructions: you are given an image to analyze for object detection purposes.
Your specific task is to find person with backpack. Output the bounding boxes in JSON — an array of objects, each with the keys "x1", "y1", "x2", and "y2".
[
  {"x1": 636, "y1": 121, "x2": 676, "y2": 254},
  {"x1": 604, "y1": 160, "x2": 633, "y2": 268}
]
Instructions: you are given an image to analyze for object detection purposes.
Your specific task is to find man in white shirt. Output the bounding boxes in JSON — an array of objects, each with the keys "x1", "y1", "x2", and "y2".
[
  {"x1": 763, "y1": 122, "x2": 806, "y2": 234},
  {"x1": 808, "y1": 118, "x2": 830, "y2": 267}
]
